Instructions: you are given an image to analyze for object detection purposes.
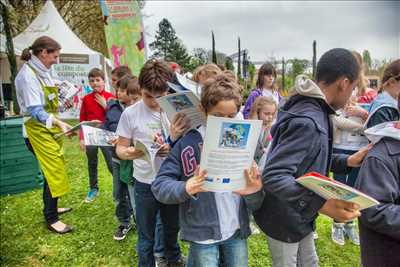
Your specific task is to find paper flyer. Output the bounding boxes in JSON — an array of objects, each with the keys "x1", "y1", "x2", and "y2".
[
  {"x1": 157, "y1": 91, "x2": 205, "y2": 131},
  {"x1": 200, "y1": 116, "x2": 262, "y2": 192},
  {"x1": 82, "y1": 125, "x2": 117, "y2": 146},
  {"x1": 135, "y1": 139, "x2": 162, "y2": 172},
  {"x1": 54, "y1": 120, "x2": 102, "y2": 139},
  {"x1": 297, "y1": 172, "x2": 379, "y2": 210},
  {"x1": 364, "y1": 120, "x2": 400, "y2": 144}
]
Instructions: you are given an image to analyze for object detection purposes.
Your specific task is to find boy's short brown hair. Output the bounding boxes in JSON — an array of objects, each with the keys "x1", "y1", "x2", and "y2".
[
  {"x1": 138, "y1": 59, "x2": 173, "y2": 94},
  {"x1": 126, "y1": 78, "x2": 141, "y2": 96},
  {"x1": 200, "y1": 74, "x2": 242, "y2": 113},
  {"x1": 111, "y1": 66, "x2": 132, "y2": 79},
  {"x1": 88, "y1": 68, "x2": 105, "y2": 80}
]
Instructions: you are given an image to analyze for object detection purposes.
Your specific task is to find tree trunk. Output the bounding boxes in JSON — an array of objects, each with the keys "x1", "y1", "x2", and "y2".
[
  {"x1": 0, "y1": 2, "x2": 19, "y2": 114},
  {"x1": 282, "y1": 57, "x2": 285, "y2": 92},
  {"x1": 237, "y1": 37, "x2": 241, "y2": 78},
  {"x1": 312, "y1": 40, "x2": 317, "y2": 80},
  {"x1": 212, "y1": 31, "x2": 217, "y2": 64}
]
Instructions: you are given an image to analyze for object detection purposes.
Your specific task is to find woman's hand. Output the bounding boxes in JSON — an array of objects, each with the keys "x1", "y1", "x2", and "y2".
[
  {"x1": 234, "y1": 162, "x2": 263, "y2": 196},
  {"x1": 95, "y1": 93, "x2": 107, "y2": 109},
  {"x1": 185, "y1": 167, "x2": 208, "y2": 196},
  {"x1": 170, "y1": 113, "x2": 191, "y2": 142}
]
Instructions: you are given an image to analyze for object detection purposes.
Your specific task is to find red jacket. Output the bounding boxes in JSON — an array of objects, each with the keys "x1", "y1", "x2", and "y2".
[{"x1": 79, "y1": 90, "x2": 115, "y2": 140}]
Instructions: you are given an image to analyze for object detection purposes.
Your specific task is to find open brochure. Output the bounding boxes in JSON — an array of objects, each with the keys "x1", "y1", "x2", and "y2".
[
  {"x1": 58, "y1": 80, "x2": 79, "y2": 112},
  {"x1": 297, "y1": 172, "x2": 379, "y2": 210},
  {"x1": 200, "y1": 116, "x2": 262, "y2": 192},
  {"x1": 175, "y1": 72, "x2": 201, "y2": 96},
  {"x1": 364, "y1": 120, "x2": 400, "y2": 144},
  {"x1": 54, "y1": 120, "x2": 102, "y2": 139},
  {"x1": 82, "y1": 125, "x2": 117, "y2": 146},
  {"x1": 135, "y1": 139, "x2": 163, "y2": 173},
  {"x1": 157, "y1": 91, "x2": 205, "y2": 131}
]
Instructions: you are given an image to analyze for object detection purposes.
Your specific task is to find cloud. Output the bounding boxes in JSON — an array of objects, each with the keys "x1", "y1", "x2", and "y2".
[{"x1": 142, "y1": 1, "x2": 399, "y2": 61}]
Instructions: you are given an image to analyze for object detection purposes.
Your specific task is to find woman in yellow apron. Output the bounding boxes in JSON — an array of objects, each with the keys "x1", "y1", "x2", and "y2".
[{"x1": 15, "y1": 36, "x2": 74, "y2": 234}]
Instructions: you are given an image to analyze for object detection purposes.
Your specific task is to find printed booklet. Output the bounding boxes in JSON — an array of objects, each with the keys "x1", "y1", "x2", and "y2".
[
  {"x1": 364, "y1": 120, "x2": 400, "y2": 144},
  {"x1": 82, "y1": 125, "x2": 117, "y2": 146},
  {"x1": 134, "y1": 139, "x2": 163, "y2": 173},
  {"x1": 200, "y1": 116, "x2": 262, "y2": 192},
  {"x1": 297, "y1": 172, "x2": 379, "y2": 210},
  {"x1": 54, "y1": 120, "x2": 102, "y2": 139},
  {"x1": 157, "y1": 91, "x2": 205, "y2": 131}
]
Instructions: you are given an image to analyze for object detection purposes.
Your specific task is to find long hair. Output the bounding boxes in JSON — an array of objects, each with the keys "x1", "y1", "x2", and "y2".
[
  {"x1": 256, "y1": 63, "x2": 277, "y2": 91},
  {"x1": 20, "y1": 36, "x2": 61, "y2": 61}
]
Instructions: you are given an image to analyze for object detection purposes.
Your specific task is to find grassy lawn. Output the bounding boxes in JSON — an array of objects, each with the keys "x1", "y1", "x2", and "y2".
[{"x1": 1, "y1": 135, "x2": 361, "y2": 266}]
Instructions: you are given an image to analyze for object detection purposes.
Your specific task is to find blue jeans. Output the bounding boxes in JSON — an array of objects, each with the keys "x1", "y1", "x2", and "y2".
[
  {"x1": 332, "y1": 148, "x2": 360, "y2": 188},
  {"x1": 112, "y1": 161, "x2": 134, "y2": 226},
  {"x1": 134, "y1": 180, "x2": 181, "y2": 267},
  {"x1": 188, "y1": 231, "x2": 248, "y2": 267}
]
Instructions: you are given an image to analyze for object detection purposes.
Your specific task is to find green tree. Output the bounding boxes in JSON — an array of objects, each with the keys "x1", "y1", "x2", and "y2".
[
  {"x1": 149, "y1": 18, "x2": 191, "y2": 70},
  {"x1": 362, "y1": 50, "x2": 372, "y2": 71},
  {"x1": 225, "y1": 57, "x2": 234, "y2": 71},
  {"x1": 289, "y1": 58, "x2": 310, "y2": 82}
]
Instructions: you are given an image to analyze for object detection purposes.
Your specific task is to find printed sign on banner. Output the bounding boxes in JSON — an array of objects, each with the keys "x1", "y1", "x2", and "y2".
[{"x1": 100, "y1": 0, "x2": 146, "y2": 76}]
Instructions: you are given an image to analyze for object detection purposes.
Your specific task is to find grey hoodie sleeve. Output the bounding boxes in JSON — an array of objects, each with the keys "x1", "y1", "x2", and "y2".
[
  {"x1": 263, "y1": 117, "x2": 326, "y2": 220},
  {"x1": 355, "y1": 156, "x2": 400, "y2": 239},
  {"x1": 151, "y1": 142, "x2": 192, "y2": 205}
]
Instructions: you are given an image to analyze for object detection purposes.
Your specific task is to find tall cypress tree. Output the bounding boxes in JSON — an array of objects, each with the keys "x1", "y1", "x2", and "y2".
[
  {"x1": 312, "y1": 40, "x2": 317, "y2": 79},
  {"x1": 237, "y1": 37, "x2": 241, "y2": 78},
  {"x1": 211, "y1": 31, "x2": 217, "y2": 64}
]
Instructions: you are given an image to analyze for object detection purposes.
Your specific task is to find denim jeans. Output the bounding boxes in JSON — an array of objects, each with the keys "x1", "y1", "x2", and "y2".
[
  {"x1": 187, "y1": 231, "x2": 248, "y2": 267},
  {"x1": 332, "y1": 148, "x2": 360, "y2": 188},
  {"x1": 127, "y1": 182, "x2": 162, "y2": 256},
  {"x1": 85, "y1": 145, "x2": 113, "y2": 190},
  {"x1": 134, "y1": 180, "x2": 181, "y2": 267},
  {"x1": 25, "y1": 138, "x2": 58, "y2": 224},
  {"x1": 267, "y1": 232, "x2": 318, "y2": 267},
  {"x1": 112, "y1": 160, "x2": 134, "y2": 226}
]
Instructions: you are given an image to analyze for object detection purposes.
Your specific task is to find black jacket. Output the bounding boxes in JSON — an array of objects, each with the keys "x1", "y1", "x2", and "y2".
[
  {"x1": 254, "y1": 94, "x2": 349, "y2": 242},
  {"x1": 355, "y1": 137, "x2": 400, "y2": 267}
]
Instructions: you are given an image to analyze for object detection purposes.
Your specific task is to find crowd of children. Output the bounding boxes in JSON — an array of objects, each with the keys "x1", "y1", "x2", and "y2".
[{"x1": 17, "y1": 35, "x2": 400, "y2": 267}]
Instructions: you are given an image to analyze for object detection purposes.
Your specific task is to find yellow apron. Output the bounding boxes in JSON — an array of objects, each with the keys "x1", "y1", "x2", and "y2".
[{"x1": 24, "y1": 64, "x2": 70, "y2": 198}]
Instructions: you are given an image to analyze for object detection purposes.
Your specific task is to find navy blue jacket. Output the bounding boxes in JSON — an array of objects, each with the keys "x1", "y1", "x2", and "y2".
[
  {"x1": 355, "y1": 137, "x2": 400, "y2": 267},
  {"x1": 103, "y1": 99, "x2": 124, "y2": 158},
  {"x1": 254, "y1": 94, "x2": 349, "y2": 243},
  {"x1": 152, "y1": 129, "x2": 265, "y2": 242}
]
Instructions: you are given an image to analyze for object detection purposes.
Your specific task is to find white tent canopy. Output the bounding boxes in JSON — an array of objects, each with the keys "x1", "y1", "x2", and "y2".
[{"x1": 1, "y1": 0, "x2": 101, "y2": 56}]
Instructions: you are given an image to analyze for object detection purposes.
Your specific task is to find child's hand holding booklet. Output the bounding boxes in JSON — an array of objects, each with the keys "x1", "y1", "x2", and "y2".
[{"x1": 296, "y1": 172, "x2": 379, "y2": 210}]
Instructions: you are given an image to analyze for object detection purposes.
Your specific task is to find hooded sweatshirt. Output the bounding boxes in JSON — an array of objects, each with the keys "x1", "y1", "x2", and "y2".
[{"x1": 254, "y1": 75, "x2": 350, "y2": 243}]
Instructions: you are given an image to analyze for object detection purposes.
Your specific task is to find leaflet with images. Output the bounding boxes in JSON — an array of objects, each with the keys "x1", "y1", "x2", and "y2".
[
  {"x1": 82, "y1": 125, "x2": 117, "y2": 146},
  {"x1": 54, "y1": 120, "x2": 102, "y2": 139},
  {"x1": 135, "y1": 139, "x2": 163, "y2": 172},
  {"x1": 200, "y1": 116, "x2": 262, "y2": 192},
  {"x1": 157, "y1": 91, "x2": 205, "y2": 131},
  {"x1": 58, "y1": 80, "x2": 79, "y2": 112},
  {"x1": 297, "y1": 172, "x2": 379, "y2": 210},
  {"x1": 364, "y1": 120, "x2": 400, "y2": 144}
]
